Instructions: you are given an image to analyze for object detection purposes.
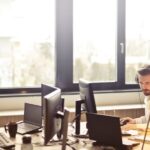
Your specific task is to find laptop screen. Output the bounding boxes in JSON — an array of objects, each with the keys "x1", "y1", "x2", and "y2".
[
  {"x1": 24, "y1": 103, "x2": 42, "y2": 126},
  {"x1": 86, "y1": 113, "x2": 123, "y2": 147}
]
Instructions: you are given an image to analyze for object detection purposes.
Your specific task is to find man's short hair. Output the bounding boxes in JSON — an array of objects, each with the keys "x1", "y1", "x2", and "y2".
[{"x1": 135, "y1": 65, "x2": 150, "y2": 83}]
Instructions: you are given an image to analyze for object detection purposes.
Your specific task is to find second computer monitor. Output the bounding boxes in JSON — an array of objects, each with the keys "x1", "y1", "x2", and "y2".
[
  {"x1": 79, "y1": 79, "x2": 97, "y2": 113},
  {"x1": 41, "y1": 84, "x2": 58, "y2": 116},
  {"x1": 43, "y1": 89, "x2": 64, "y2": 145}
]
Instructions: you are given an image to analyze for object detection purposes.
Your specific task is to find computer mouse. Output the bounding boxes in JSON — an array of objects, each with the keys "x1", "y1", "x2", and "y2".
[{"x1": 120, "y1": 119, "x2": 129, "y2": 126}]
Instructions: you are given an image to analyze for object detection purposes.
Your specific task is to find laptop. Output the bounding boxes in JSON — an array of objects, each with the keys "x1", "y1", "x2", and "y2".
[
  {"x1": 86, "y1": 113, "x2": 140, "y2": 150},
  {"x1": 17, "y1": 103, "x2": 42, "y2": 135}
]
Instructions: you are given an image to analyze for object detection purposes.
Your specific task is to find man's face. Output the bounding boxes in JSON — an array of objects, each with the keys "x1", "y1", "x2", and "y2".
[{"x1": 138, "y1": 74, "x2": 150, "y2": 96}]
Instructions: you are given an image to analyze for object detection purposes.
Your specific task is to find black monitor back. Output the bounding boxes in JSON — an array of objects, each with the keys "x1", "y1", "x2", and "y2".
[
  {"x1": 79, "y1": 79, "x2": 97, "y2": 113},
  {"x1": 43, "y1": 89, "x2": 63, "y2": 145},
  {"x1": 41, "y1": 84, "x2": 58, "y2": 116}
]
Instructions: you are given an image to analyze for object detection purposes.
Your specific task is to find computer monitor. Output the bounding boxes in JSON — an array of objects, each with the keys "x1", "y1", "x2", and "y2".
[
  {"x1": 41, "y1": 84, "x2": 58, "y2": 116},
  {"x1": 43, "y1": 89, "x2": 64, "y2": 145},
  {"x1": 79, "y1": 79, "x2": 97, "y2": 113},
  {"x1": 75, "y1": 79, "x2": 97, "y2": 135}
]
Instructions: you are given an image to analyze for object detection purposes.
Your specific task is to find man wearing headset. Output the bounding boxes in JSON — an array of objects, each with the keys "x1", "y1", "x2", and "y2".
[{"x1": 121, "y1": 64, "x2": 150, "y2": 124}]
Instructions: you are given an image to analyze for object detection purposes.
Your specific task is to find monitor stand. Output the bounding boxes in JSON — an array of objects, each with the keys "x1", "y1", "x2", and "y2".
[
  {"x1": 61, "y1": 108, "x2": 70, "y2": 150},
  {"x1": 57, "y1": 98, "x2": 65, "y2": 139},
  {"x1": 75, "y1": 99, "x2": 84, "y2": 135},
  {"x1": 72, "y1": 99, "x2": 89, "y2": 138},
  {"x1": 49, "y1": 108, "x2": 70, "y2": 150}
]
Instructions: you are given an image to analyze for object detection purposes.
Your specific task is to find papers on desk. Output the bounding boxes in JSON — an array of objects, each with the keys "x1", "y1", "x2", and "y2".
[
  {"x1": 122, "y1": 123, "x2": 150, "y2": 132},
  {"x1": 129, "y1": 135, "x2": 150, "y2": 143},
  {"x1": 121, "y1": 124, "x2": 150, "y2": 144},
  {"x1": 122, "y1": 130, "x2": 139, "y2": 136}
]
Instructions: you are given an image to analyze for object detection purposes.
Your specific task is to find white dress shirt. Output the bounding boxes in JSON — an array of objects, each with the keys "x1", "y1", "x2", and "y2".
[{"x1": 135, "y1": 96, "x2": 150, "y2": 124}]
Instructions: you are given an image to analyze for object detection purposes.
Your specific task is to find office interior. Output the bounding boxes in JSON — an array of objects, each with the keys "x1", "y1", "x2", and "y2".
[
  {"x1": 0, "y1": 0, "x2": 148, "y2": 125},
  {"x1": 0, "y1": 1, "x2": 150, "y2": 149}
]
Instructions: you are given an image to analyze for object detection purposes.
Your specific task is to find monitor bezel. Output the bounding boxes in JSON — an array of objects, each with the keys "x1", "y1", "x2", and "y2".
[
  {"x1": 79, "y1": 79, "x2": 97, "y2": 113},
  {"x1": 41, "y1": 84, "x2": 59, "y2": 116},
  {"x1": 43, "y1": 89, "x2": 63, "y2": 145}
]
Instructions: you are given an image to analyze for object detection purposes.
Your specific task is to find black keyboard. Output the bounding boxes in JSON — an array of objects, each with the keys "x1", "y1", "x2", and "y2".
[{"x1": 0, "y1": 132, "x2": 15, "y2": 149}]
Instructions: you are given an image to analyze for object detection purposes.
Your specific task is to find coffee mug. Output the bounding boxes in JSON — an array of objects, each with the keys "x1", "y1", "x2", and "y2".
[{"x1": 4, "y1": 121, "x2": 18, "y2": 138}]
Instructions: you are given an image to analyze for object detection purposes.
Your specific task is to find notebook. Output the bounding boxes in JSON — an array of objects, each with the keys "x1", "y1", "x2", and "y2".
[
  {"x1": 17, "y1": 103, "x2": 42, "y2": 135},
  {"x1": 86, "y1": 113, "x2": 140, "y2": 149}
]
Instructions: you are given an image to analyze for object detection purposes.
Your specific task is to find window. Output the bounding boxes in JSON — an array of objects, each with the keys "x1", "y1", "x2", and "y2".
[
  {"x1": 2, "y1": 0, "x2": 147, "y2": 94},
  {"x1": 0, "y1": 0, "x2": 55, "y2": 93},
  {"x1": 73, "y1": 0, "x2": 117, "y2": 83},
  {"x1": 56, "y1": 0, "x2": 140, "y2": 91},
  {"x1": 126, "y1": 0, "x2": 150, "y2": 83}
]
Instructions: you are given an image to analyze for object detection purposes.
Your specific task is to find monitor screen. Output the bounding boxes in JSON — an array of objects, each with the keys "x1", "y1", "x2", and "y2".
[
  {"x1": 43, "y1": 89, "x2": 64, "y2": 145},
  {"x1": 79, "y1": 79, "x2": 97, "y2": 113},
  {"x1": 41, "y1": 84, "x2": 58, "y2": 116}
]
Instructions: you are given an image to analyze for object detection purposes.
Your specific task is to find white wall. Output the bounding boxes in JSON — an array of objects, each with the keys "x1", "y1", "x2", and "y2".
[{"x1": 0, "y1": 91, "x2": 144, "y2": 111}]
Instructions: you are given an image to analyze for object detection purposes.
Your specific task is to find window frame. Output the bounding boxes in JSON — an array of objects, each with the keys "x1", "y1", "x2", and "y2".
[
  {"x1": 0, "y1": 0, "x2": 139, "y2": 95},
  {"x1": 55, "y1": 0, "x2": 139, "y2": 92}
]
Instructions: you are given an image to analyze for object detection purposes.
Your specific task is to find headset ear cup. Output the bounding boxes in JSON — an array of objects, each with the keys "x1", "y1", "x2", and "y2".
[{"x1": 135, "y1": 74, "x2": 139, "y2": 83}]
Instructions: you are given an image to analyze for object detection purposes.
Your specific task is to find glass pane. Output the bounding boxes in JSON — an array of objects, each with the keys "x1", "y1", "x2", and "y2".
[
  {"x1": 0, "y1": 0, "x2": 55, "y2": 87},
  {"x1": 126, "y1": 0, "x2": 150, "y2": 83},
  {"x1": 73, "y1": 0, "x2": 117, "y2": 83}
]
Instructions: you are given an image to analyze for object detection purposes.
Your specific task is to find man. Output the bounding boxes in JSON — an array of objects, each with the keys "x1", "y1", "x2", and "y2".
[{"x1": 121, "y1": 65, "x2": 150, "y2": 124}]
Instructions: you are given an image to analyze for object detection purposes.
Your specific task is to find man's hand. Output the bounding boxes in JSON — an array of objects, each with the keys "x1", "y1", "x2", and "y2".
[{"x1": 120, "y1": 117, "x2": 136, "y2": 126}]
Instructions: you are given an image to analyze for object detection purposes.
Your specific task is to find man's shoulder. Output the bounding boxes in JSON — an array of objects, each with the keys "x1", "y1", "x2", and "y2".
[{"x1": 145, "y1": 96, "x2": 150, "y2": 101}]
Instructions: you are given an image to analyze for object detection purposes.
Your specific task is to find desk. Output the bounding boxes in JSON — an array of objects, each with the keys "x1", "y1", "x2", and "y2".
[
  {"x1": 70, "y1": 123, "x2": 150, "y2": 150},
  {"x1": 1, "y1": 124, "x2": 150, "y2": 150},
  {"x1": 121, "y1": 124, "x2": 150, "y2": 150}
]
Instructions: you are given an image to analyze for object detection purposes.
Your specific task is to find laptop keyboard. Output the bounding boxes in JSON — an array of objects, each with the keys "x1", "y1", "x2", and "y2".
[
  {"x1": 17, "y1": 122, "x2": 40, "y2": 134},
  {"x1": 0, "y1": 132, "x2": 15, "y2": 149},
  {"x1": 18, "y1": 123, "x2": 38, "y2": 129}
]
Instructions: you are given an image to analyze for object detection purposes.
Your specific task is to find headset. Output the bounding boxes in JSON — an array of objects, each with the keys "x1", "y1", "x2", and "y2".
[{"x1": 135, "y1": 65, "x2": 150, "y2": 83}]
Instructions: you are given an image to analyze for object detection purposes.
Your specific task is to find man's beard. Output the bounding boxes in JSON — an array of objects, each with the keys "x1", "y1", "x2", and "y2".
[{"x1": 143, "y1": 89, "x2": 150, "y2": 96}]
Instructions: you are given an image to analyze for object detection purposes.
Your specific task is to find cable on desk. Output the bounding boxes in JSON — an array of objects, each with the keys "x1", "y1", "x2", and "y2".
[
  {"x1": 69, "y1": 111, "x2": 86, "y2": 129},
  {"x1": 66, "y1": 138, "x2": 79, "y2": 150},
  {"x1": 59, "y1": 137, "x2": 78, "y2": 150},
  {"x1": 66, "y1": 143, "x2": 77, "y2": 150}
]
